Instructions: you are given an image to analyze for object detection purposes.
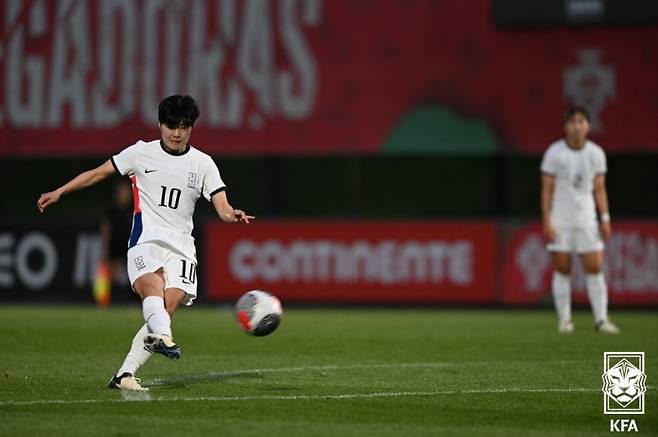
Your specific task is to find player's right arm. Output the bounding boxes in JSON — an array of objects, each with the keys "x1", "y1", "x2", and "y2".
[
  {"x1": 541, "y1": 174, "x2": 556, "y2": 242},
  {"x1": 37, "y1": 160, "x2": 116, "y2": 212}
]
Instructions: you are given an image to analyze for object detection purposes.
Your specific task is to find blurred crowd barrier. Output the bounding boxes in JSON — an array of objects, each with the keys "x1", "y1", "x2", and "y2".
[
  {"x1": 2, "y1": 220, "x2": 656, "y2": 306},
  {"x1": 1, "y1": 0, "x2": 657, "y2": 157}
]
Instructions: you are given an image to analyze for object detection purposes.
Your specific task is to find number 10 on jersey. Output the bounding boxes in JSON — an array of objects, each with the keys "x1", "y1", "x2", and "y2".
[{"x1": 159, "y1": 186, "x2": 181, "y2": 209}]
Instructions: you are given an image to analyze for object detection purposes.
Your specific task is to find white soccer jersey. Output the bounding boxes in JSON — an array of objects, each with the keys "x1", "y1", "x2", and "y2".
[
  {"x1": 540, "y1": 139, "x2": 606, "y2": 229},
  {"x1": 111, "y1": 139, "x2": 225, "y2": 260}
]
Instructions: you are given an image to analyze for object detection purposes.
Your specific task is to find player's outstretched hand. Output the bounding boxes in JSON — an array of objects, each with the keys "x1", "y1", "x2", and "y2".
[
  {"x1": 37, "y1": 190, "x2": 61, "y2": 213},
  {"x1": 233, "y1": 209, "x2": 255, "y2": 224}
]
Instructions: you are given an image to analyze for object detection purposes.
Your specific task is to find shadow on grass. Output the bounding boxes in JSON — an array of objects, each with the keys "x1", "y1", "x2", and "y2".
[{"x1": 145, "y1": 368, "x2": 306, "y2": 391}]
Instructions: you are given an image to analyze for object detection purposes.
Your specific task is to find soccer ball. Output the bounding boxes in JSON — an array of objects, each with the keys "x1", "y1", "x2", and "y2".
[{"x1": 235, "y1": 290, "x2": 283, "y2": 336}]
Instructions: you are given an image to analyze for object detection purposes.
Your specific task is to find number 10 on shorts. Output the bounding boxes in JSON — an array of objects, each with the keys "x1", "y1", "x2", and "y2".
[{"x1": 180, "y1": 259, "x2": 196, "y2": 285}]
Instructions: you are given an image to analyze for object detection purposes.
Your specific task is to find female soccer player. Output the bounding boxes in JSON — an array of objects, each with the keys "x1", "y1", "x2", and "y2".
[
  {"x1": 37, "y1": 95, "x2": 254, "y2": 390},
  {"x1": 540, "y1": 106, "x2": 619, "y2": 334}
]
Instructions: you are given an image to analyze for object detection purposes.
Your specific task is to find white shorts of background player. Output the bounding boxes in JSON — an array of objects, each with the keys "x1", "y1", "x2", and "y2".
[{"x1": 546, "y1": 226, "x2": 604, "y2": 254}]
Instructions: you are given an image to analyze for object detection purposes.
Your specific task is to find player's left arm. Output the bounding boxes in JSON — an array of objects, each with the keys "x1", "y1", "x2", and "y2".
[
  {"x1": 211, "y1": 191, "x2": 255, "y2": 224},
  {"x1": 37, "y1": 160, "x2": 116, "y2": 213},
  {"x1": 593, "y1": 174, "x2": 612, "y2": 241}
]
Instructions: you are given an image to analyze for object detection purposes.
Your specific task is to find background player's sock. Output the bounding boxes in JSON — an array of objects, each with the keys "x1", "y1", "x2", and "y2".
[
  {"x1": 143, "y1": 296, "x2": 172, "y2": 337},
  {"x1": 117, "y1": 323, "x2": 152, "y2": 376},
  {"x1": 586, "y1": 273, "x2": 608, "y2": 324},
  {"x1": 552, "y1": 272, "x2": 571, "y2": 322}
]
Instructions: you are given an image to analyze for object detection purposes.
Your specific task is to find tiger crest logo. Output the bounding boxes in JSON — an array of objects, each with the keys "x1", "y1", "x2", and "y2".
[{"x1": 602, "y1": 352, "x2": 646, "y2": 414}]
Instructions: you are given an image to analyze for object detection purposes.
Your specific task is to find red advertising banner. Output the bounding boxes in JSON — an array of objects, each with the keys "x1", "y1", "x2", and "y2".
[
  {"x1": 502, "y1": 221, "x2": 658, "y2": 306},
  {"x1": 1, "y1": 0, "x2": 657, "y2": 156},
  {"x1": 205, "y1": 221, "x2": 497, "y2": 303}
]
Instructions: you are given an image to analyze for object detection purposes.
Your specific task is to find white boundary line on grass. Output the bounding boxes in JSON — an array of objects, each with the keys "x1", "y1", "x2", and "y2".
[
  {"x1": 0, "y1": 360, "x2": 604, "y2": 407},
  {"x1": 146, "y1": 359, "x2": 591, "y2": 386},
  {"x1": 0, "y1": 387, "x2": 598, "y2": 407}
]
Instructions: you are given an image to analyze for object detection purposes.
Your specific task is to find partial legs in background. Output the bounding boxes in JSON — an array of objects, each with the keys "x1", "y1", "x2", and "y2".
[
  {"x1": 580, "y1": 251, "x2": 619, "y2": 334},
  {"x1": 551, "y1": 252, "x2": 573, "y2": 333}
]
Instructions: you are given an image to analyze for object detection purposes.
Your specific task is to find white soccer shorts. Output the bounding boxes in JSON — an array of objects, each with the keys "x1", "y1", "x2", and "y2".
[
  {"x1": 546, "y1": 226, "x2": 604, "y2": 254},
  {"x1": 126, "y1": 242, "x2": 198, "y2": 305}
]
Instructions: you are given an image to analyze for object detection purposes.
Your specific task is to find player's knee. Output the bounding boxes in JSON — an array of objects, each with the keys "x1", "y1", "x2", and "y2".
[
  {"x1": 584, "y1": 265, "x2": 603, "y2": 275},
  {"x1": 163, "y1": 288, "x2": 186, "y2": 317},
  {"x1": 164, "y1": 300, "x2": 178, "y2": 317},
  {"x1": 581, "y1": 253, "x2": 603, "y2": 274},
  {"x1": 555, "y1": 266, "x2": 571, "y2": 275},
  {"x1": 551, "y1": 253, "x2": 572, "y2": 275},
  {"x1": 134, "y1": 278, "x2": 164, "y2": 299}
]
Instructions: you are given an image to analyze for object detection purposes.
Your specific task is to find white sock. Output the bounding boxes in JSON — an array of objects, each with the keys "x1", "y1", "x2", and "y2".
[
  {"x1": 117, "y1": 324, "x2": 153, "y2": 376},
  {"x1": 142, "y1": 295, "x2": 172, "y2": 337},
  {"x1": 552, "y1": 272, "x2": 572, "y2": 322},
  {"x1": 586, "y1": 273, "x2": 608, "y2": 324}
]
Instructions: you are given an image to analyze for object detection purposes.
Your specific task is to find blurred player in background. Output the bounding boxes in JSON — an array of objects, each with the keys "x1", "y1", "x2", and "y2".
[
  {"x1": 541, "y1": 106, "x2": 619, "y2": 334},
  {"x1": 37, "y1": 95, "x2": 254, "y2": 390},
  {"x1": 96, "y1": 180, "x2": 134, "y2": 305}
]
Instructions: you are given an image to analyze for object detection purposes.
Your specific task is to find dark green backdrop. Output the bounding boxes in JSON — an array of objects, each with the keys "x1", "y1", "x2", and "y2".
[{"x1": 3, "y1": 154, "x2": 657, "y2": 221}]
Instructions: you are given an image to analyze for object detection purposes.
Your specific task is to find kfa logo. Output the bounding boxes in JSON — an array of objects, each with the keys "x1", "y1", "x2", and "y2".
[
  {"x1": 609, "y1": 419, "x2": 638, "y2": 433},
  {"x1": 602, "y1": 352, "x2": 646, "y2": 432}
]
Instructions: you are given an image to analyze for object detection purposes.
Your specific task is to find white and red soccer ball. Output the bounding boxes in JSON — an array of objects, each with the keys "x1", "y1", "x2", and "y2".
[{"x1": 235, "y1": 290, "x2": 283, "y2": 336}]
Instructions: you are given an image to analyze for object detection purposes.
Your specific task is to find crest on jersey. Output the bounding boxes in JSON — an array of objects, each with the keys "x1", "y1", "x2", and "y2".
[
  {"x1": 563, "y1": 48, "x2": 615, "y2": 134},
  {"x1": 602, "y1": 352, "x2": 646, "y2": 414},
  {"x1": 188, "y1": 172, "x2": 198, "y2": 188}
]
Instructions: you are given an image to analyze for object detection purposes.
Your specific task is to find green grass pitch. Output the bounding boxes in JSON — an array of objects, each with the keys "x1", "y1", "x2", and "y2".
[{"x1": 0, "y1": 306, "x2": 656, "y2": 436}]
